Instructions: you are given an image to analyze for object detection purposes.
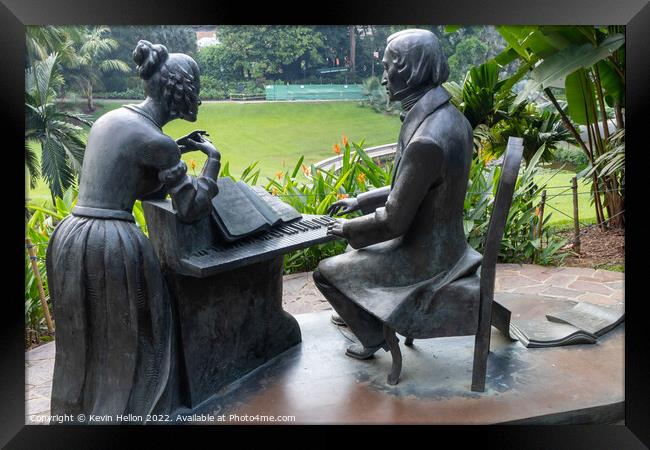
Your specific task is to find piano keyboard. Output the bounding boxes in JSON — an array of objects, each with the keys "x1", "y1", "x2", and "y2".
[{"x1": 180, "y1": 215, "x2": 340, "y2": 276}]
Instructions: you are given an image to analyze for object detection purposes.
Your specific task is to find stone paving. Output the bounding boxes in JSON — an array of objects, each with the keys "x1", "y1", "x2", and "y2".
[{"x1": 25, "y1": 263, "x2": 624, "y2": 424}]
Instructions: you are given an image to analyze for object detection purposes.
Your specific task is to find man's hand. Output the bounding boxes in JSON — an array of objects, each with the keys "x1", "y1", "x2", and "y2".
[
  {"x1": 327, "y1": 198, "x2": 359, "y2": 216},
  {"x1": 327, "y1": 218, "x2": 348, "y2": 239}
]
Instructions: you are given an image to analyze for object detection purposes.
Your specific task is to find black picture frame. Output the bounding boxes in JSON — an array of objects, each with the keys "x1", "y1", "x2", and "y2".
[{"x1": 2, "y1": 0, "x2": 648, "y2": 447}]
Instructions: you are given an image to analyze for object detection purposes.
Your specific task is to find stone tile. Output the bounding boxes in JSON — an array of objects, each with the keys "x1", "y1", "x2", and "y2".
[
  {"x1": 522, "y1": 271, "x2": 554, "y2": 282},
  {"x1": 609, "y1": 290, "x2": 625, "y2": 302},
  {"x1": 26, "y1": 396, "x2": 50, "y2": 416},
  {"x1": 25, "y1": 341, "x2": 55, "y2": 361},
  {"x1": 577, "y1": 293, "x2": 617, "y2": 306},
  {"x1": 593, "y1": 270, "x2": 625, "y2": 282},
  {"x1": 541, "y1": 286, "x2": 583, "y2": 299},
  {"x1": 497, "y1": 276, "x2": 541, "y2": 291},
  {"x1": 545, "y1": 274, "x2": 578, "y2": 289},
  {"x1": 496, "y1": 263, "x2": 524, "y2": 272},
  {"x1": 26, "y1": 388, "x2": 45, "y2": 400},
  {"x1": 31, "y1": 383, "x2": 53, "y2": 399},
  {"x1": 556, "y1": 267, "x2": 597, "y2": 277},
  {"x1": 605, "y1": 280, "x2": 625, "y2": 290},
  {"x1": 26, "y1": 366, "x2": 54, "y2": 386},
  {"x1": 511, "y1": 285, "x2": 547, "y2": 295},
  {"x1": 568, "y1": 280, "x2": 614, "y2": 296}
]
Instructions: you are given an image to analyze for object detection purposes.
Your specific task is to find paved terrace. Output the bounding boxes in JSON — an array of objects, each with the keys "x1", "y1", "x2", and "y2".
[{"x1": 26, "y1": 264, "x2": 624, "y2": 424}]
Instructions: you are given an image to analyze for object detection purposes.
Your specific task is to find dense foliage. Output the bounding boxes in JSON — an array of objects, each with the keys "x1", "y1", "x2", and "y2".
[
  {"x1": 494, "y1": 25, "x2": 625, "y2": 227},
  {"x1": 25, "y1": 138, "x2": 565, "y2": 341}
]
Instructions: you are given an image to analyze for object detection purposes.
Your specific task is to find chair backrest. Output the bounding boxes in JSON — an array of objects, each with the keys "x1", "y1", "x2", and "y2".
[{"x1": 479, "y1": 137, "x2": 524, "y2": 299}]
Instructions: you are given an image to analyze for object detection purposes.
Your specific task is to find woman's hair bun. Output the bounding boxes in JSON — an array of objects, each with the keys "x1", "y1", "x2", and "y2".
[{"x1": 133, "y1": 40, "x2": 169, "y2": 80}]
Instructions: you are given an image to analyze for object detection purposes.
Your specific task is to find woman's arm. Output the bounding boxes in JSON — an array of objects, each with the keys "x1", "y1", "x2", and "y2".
[
  {"x1": 151, "y1": 134, "x2": 221, "y2": 223},
  {"x1": 334, "y1": 138, "x2": 443, "y2": 249}
]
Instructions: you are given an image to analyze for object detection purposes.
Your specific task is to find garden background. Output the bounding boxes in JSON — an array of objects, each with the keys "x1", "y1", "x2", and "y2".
[{"x1": 24, "y1": 25, "x2": 625, "y2": 346}]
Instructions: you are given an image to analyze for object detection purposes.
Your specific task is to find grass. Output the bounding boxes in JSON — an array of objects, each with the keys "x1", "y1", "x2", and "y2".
[
  {"x1": 26, "y1": 99, "x2": 603, "y2": 227},
  {"x1": 27, "y1": 100, "x2": 402, "y2": 204},
  {"x1": 533, "y1": 167, "x2": 597, "y2": 226}
]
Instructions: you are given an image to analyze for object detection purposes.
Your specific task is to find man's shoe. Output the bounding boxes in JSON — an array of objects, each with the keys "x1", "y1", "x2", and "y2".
[
  {"x1": 330, "y1": 314, "x2": 347, "y2": 326},
  {"x1": 345, "y1": 342, "x2": 388, "y2": 360}
]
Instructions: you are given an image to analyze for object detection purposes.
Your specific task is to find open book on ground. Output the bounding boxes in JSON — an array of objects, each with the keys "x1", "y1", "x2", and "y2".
[
  {"x1": 211, "y1": 177, "x2": 302, "y2": 242},
  {"x1": 494, "y1": 293, "x2": 625, "y2": 349}
]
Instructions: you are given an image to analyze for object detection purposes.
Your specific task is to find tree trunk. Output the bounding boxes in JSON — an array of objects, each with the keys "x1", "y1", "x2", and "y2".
[
  {"x1": 349, "y1": 26, "x2": 356, "y2": 74},
  {"x1": 86, "y1": 82, "x2": 94, "y2": 112},
  {"x1": 614, "y1": 102, "x2": 625, "y2": 129}
]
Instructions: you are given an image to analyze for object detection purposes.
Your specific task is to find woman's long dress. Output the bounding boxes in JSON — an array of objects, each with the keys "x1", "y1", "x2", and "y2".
[{"x1": 46, "y1": 106, "x2": 218, "y2": 421}]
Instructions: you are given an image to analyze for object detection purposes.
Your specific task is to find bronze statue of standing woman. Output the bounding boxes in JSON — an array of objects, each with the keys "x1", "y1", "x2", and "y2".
[{"x1": 47, "y1": 41, "x2": 220, "y2": 422}]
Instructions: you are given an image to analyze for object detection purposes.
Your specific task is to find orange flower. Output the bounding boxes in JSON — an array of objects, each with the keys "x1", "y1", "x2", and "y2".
[
  {"x1": 271, "y1": 187, "x2": 279, "y2": 196},
  {"x1": 535, "y1": 206, "x2": 541, "y2": 217},
  {"x1": 333, "y1": 143, "x2": 341, "y2": 155},
  {"x1": 337, "y1": 193, "x2": 349, "y2": 200},
  {"x1": 189, "y1": 159, "x2": 197, "y2": 171},
  {"x1": 301, "y1": 164, "x2": 311, "y2": 177},
  {"x1": 342, "y1": 135, "x2": 348, "y2": 147},
  {"x1": 276, "y1": 171, "x2": 283, "y2": 180},
  {"x1": 357, "y1": 173, "x2": 366, "y2": 184}
]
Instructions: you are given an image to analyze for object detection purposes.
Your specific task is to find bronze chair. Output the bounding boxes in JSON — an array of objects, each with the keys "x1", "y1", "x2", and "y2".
[{"x1": 382, "y1": 136, "x2": 524, "y2": 392}]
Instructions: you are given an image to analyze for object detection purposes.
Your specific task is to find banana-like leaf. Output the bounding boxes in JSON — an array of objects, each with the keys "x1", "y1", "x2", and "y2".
[
  {"x1": 596, "y1": 60, "x2": 624, "y2": 107},
  {"x1": 565, "y1": 68, "x2": 598, "y2": 126},
  {"x1": 531, "y1": 34, "x2": 624, "y2": 89}
]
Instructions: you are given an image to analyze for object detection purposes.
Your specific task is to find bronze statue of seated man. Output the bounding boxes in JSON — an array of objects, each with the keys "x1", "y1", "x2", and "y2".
[{"x1": 314, "y1": 29, "x2": 481, "y2": 360}]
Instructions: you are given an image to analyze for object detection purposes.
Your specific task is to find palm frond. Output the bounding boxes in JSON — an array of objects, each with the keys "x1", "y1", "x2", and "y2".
[
  {"x1": 98, "y1": 59, "x2": 131, "y2": 73},
  {"x1": 25, "y1": 140, "x2": 41, "y2": 189}
]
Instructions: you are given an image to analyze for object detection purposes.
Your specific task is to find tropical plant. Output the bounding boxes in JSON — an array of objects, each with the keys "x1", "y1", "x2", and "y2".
[
  {"x1": 25, "y1": 53, "x2": 92, "y2": 200},
  {"x1": 66, "y1": 26, "x2": 131, "y2": 112},
  {"x1": 444, "y1": 60, "x2": 571, "y2": 164},
  {"x1": 465, "y1": 145, "x2": 567, "y2": 264},
  {"x1": 25, "y1": 25, "x2": 81, "y2": 70},
  {"x1": 360, "y1": 76, "x2": 400, "y2": 114},
  {"x1": 25, "y1": 187, "x2": 76, "y2": 346},
  {"x1": 494, "y1": 25, "x2": 625, "y2": 228},
  {"x1": 25, "y1": 187, "x2": 149, "y2": 346}
]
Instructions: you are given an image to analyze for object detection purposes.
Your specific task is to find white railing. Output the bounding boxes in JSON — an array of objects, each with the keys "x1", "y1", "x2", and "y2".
[{"x1": 313, "y1": 143, "x2": 397, "y2": 172}]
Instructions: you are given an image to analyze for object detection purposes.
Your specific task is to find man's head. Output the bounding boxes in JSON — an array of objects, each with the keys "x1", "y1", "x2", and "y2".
[{"x1": 381, "y1": 29, "x2": 449, "y2": 101}]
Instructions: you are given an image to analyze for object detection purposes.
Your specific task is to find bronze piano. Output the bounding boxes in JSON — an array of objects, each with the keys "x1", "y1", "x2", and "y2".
[{"x1": 143, "y1": 198, "x2": 339, "y2": 410}]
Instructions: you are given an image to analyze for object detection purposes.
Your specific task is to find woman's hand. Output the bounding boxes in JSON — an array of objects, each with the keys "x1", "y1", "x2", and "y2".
[
  {"x1": 176, "y1": 130, "x2": 208, "y2": 153},
  {"x1": 327, "y1": 218, "x2": 349, "y2": 239},
  {"x1": 187, "y1": 135, "x2": 221, "y2": 161},
  {"x1": 327, "y1": 197, "x2": 359, "y2": 216}
]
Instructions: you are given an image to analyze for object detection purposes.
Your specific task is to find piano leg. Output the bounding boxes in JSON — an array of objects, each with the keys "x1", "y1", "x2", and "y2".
[{"x1": 162, "y1": 256, "x2": 301, "y2": 410}]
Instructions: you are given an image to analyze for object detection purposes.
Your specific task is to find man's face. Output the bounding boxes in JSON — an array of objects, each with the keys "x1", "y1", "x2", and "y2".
[{"x1": 381, "y1": 46, "x2": 409, "y2": 102}]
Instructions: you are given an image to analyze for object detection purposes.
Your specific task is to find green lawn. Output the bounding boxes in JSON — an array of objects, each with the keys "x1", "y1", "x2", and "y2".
[
  {"x1": 26, "y1": 100, "x2": 601, "y2": 226},
  {"x1": 534, "y1": 168, "x2": 597, "y2": 227},
  {"x1": 27, "y1": 100, "x2": 402, "y2": 203}
]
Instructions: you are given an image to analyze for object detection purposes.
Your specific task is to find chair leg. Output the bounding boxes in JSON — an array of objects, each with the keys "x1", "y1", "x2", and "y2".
[
  {"x1": 404, "y1": 337, "x2": 414, "y2": 347},
  {"x1": 383, "y1": 324, "x2": 402, "y2": 385},
  {"x1": 471, "y1": 331, "x2": 489, "y2": 392}
]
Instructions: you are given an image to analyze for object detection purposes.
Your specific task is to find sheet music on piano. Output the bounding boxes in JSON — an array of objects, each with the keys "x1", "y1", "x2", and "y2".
[
  {"x1": 211, "y1": 178, "x2": 303, "y2": 242},
  {"x1": 143, "y1": 187, "x2": 342, "y2": 278}
]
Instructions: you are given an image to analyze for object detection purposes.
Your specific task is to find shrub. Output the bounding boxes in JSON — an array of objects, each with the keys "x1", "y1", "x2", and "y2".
[
  {"x1": 25, "y1": 140, "x2": 566, "y2": 343},
  {"x1": 359, "y1": 76, "x2": 401, "y2": 115},
  {"x1": 553, "y1": 142, "x2": 590, "y2": 170},
  {"x1": 25, "y1": 188, "x2": 148, "y2": 347},
  {"x1": 94, "y1": 87, "x2": 145, "y2": 99}
]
